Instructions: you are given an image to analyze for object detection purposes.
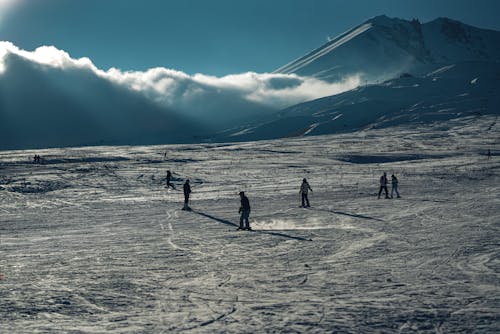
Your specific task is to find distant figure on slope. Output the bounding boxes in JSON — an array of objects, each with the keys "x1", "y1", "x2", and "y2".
[
  {"x1": 182, "y1": 179, "x2": 191, "y2": 210},
  {"x1": 300, "y1": 178, "x2": 313, "y2": 207},
  {"x1": 166, "y1": 170, "x2": 175, "y2": 190},
  {"x1": 487, "y1": 149, "x2": 491, "y2": 160},
  {"x1": 391, "y1": 174, "x2": 401, "y2": 199},
  {"x1": 238, "y1": 191, "x2": 251, "y2": 230},
  {"x1": 378, "y1": 172, "x2": 389, "y2": 199}
]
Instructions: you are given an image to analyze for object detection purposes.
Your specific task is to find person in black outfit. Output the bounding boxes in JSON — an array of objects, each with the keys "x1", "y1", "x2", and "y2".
[
  {"x1": 238, "y1": 191, "x2": 251, "y2": 230},
  {"x1": 166, "y1": 170, "x2": 175, "y2": 189},
  {"x1": 300, "y1": 178, "x2": 313, "y2": 207},
  {"x1": 378, "y1": 172, "x2": 389, "y2": 199},
  {"x1": 182, "y1": 179, "x2": 191, "y2": 210}
]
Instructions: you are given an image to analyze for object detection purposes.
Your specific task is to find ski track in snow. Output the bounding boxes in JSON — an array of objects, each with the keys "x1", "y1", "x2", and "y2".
[{"x1": 0, "y1": 117, "x2": 499, "y2": 333}]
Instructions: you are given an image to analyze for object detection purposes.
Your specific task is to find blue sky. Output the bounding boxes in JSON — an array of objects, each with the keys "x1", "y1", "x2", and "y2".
[{"x1": 1, "y1": 0, "x2": 499, "y2": 75}]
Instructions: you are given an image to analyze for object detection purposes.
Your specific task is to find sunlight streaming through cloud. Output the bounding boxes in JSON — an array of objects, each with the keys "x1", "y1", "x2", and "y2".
[
  {"x1": 0, "y1": 42, "x2": 360, "y2": 118},
  {"x1": 0, "y1": 0, "x2": 22, "y2": 26}
]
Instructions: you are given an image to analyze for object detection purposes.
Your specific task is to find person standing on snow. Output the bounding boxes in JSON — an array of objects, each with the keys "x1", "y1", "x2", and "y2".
[
  {"x1": 166, "y1": 170, "x2": 175, "y2": 190},
  {"x1": 182, "y1": 179, "x2": 192, "y2": 210},
  {"x1": 391, "y1": 174, "x2": 401, "y2": 199},
  {"x1": 238, "y1": 191, "x2": 251, "y2": 230},
  {"x1": 300, "y1": 178, "x2": 313, "y2": 207},
  {"x1": 378, "y1": 172, "x2": 389, "y2": 199}
]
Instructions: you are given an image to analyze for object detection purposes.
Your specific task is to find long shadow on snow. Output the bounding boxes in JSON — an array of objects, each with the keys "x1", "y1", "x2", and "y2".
[
  {"x1": 193, "y1": 211, "x2": 311, "y2": 241},
  {"x1": 313, "y1": 208, "x2": 384, "y2": 222}
]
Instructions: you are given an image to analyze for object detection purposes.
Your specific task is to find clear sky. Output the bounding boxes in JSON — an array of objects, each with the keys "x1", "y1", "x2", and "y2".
[{"x1": 1, "y1": 0, "x2": 499, "y2": 75}]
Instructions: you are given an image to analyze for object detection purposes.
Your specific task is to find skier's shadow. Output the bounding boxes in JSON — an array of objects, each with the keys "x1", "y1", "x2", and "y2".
[
  {"x1": 314, "y1": 208, "x2": 384, "y2": 222},
  {"x1": 193, "y1": 211, "x2": 311, "y2": 241}
]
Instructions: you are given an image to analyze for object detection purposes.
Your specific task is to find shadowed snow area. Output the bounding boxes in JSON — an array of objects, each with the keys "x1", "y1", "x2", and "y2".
[{"x1": 0, "y1": 117, "x2": 499, "y2": 332}]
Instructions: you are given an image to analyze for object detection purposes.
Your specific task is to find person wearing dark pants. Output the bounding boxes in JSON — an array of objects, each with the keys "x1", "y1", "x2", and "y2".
[
  {"x1": 378, "y1": 172, "x2": 389, "y2": 199},
  {"x1": 300, "y1": 178, "x2": 313, "y2": 207},
  {"x1": 182, "y1": 179, "x2": 191, "y2": 210},
  {"x1": 238, "y1": 191, "x2": 251, "y2": 230},
  {"x1": 166, "y1": 170, "x2": 175, "y2": 189},
  {"x1": 391, "y1": 174, "x2": 401, "y2": 198}
]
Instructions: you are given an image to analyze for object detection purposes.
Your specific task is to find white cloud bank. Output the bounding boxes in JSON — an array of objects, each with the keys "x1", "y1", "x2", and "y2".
[{"x1": 0, "y1": 41, "x2": 360, "y2": 120}]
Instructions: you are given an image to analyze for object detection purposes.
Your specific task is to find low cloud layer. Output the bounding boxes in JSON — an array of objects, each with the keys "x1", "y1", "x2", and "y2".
[
  {"x1": 0, "y1": 42, "x2": 360, "y2": 122},
  {"x1": 0, "y1": 41, "x2": 361, "y2": 148}
]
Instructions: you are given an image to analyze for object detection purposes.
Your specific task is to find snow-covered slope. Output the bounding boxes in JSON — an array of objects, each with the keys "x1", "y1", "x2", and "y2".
[
  {"x1": 1, "y1": 117, "x2": 498, "y2": 332},
  {"x1": 275, "y1": 15, "x2": 500, "y2": 82},
  {"x1": 227, "y1": 61, "x2": 500, "y2": 141}
]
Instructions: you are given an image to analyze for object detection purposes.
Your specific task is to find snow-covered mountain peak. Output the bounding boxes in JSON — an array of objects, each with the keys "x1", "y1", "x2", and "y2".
[
  {"x1": 276, "y1": 15, "x2": 500, "y2": 83},
  {"x1": 365, "y1": 14, "x2": 417, "y2": 28}
]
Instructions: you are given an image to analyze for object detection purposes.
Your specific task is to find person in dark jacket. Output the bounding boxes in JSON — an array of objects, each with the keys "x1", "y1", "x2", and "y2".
[
  {"x1": 390, "y1": 174, "x2": 401, "y2": 199},
  {"x1": 182, "y1": 179, "x2": 192, "y2": 210},
  {"x1": 238, "y1": 191, "x2": 251, "y2": 230},
  {"x1": 300, "y1": 178, "x2": 313, "y2": 207},
  {"x1": 378, "y1": 172, "x2": 389, "y2": 199},
  {"x1": 166, "y1": 170, "x2": 175, "y2": 189}
]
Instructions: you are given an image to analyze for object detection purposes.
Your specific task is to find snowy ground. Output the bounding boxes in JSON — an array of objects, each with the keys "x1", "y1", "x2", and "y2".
[{"x1": 1, "y1": 116, "x2": 499, "y2": 333}]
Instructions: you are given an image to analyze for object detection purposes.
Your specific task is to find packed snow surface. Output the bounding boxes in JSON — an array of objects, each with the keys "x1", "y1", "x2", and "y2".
[{"x1": 1, "y1": 117, "x2": 499, "y2": 333}]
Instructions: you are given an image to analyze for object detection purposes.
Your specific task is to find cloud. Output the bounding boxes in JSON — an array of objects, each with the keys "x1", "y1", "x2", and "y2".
[
  {"x1": 105, "y1": 67, "x2": 360, "y2": 113},
  {"x1": 0, "y1": 41, "x2": 361, "y2": 148},
  {"x1": 0, "y1": 42, "x2": 360, "y2": 118}
]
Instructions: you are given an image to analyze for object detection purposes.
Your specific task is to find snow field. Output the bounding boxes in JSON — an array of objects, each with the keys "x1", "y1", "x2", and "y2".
[{"x1": 0, "y1": 117, "x2": 499, "y2": 333}]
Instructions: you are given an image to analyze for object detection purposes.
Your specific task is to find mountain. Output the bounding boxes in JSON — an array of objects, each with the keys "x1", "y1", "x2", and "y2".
[
  {"x1": 275, "y1": 15, "x2": 500, "y2": 83},
  {"x1": 217, "y1": 16, "x2": 500, "y2": 142},
  {"x1": 223, "y1": 61, "x2": 500, "y2": 141}
]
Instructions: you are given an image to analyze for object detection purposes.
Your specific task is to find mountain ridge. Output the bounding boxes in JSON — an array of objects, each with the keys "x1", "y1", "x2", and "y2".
[
  {"x1": 275, "y1": 15, "x2": 500, "y2": 82},
  {"x1": 224, "y1": 60, "x2": 500, "y2": 141}
]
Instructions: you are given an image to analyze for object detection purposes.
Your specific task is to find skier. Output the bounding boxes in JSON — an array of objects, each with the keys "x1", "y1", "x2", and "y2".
[
  {"x1": 300, "y1": 178, "x2": 313, "y2": 207},
  {"x1": 391, "y1": 174, "x2": 401, "y2": 199},
  {"x1": 238, "y1": 191, "x2": 251, "y2": 230},
  {"x1": 166, "y1": 170, "x2": 175, "y2": 189},
  {"x1": 182, "y1": 179, "x2": 191, "y2": 210},
  {"x1": 378, "y1": 172, "x2": 389, "y2": 199}
]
